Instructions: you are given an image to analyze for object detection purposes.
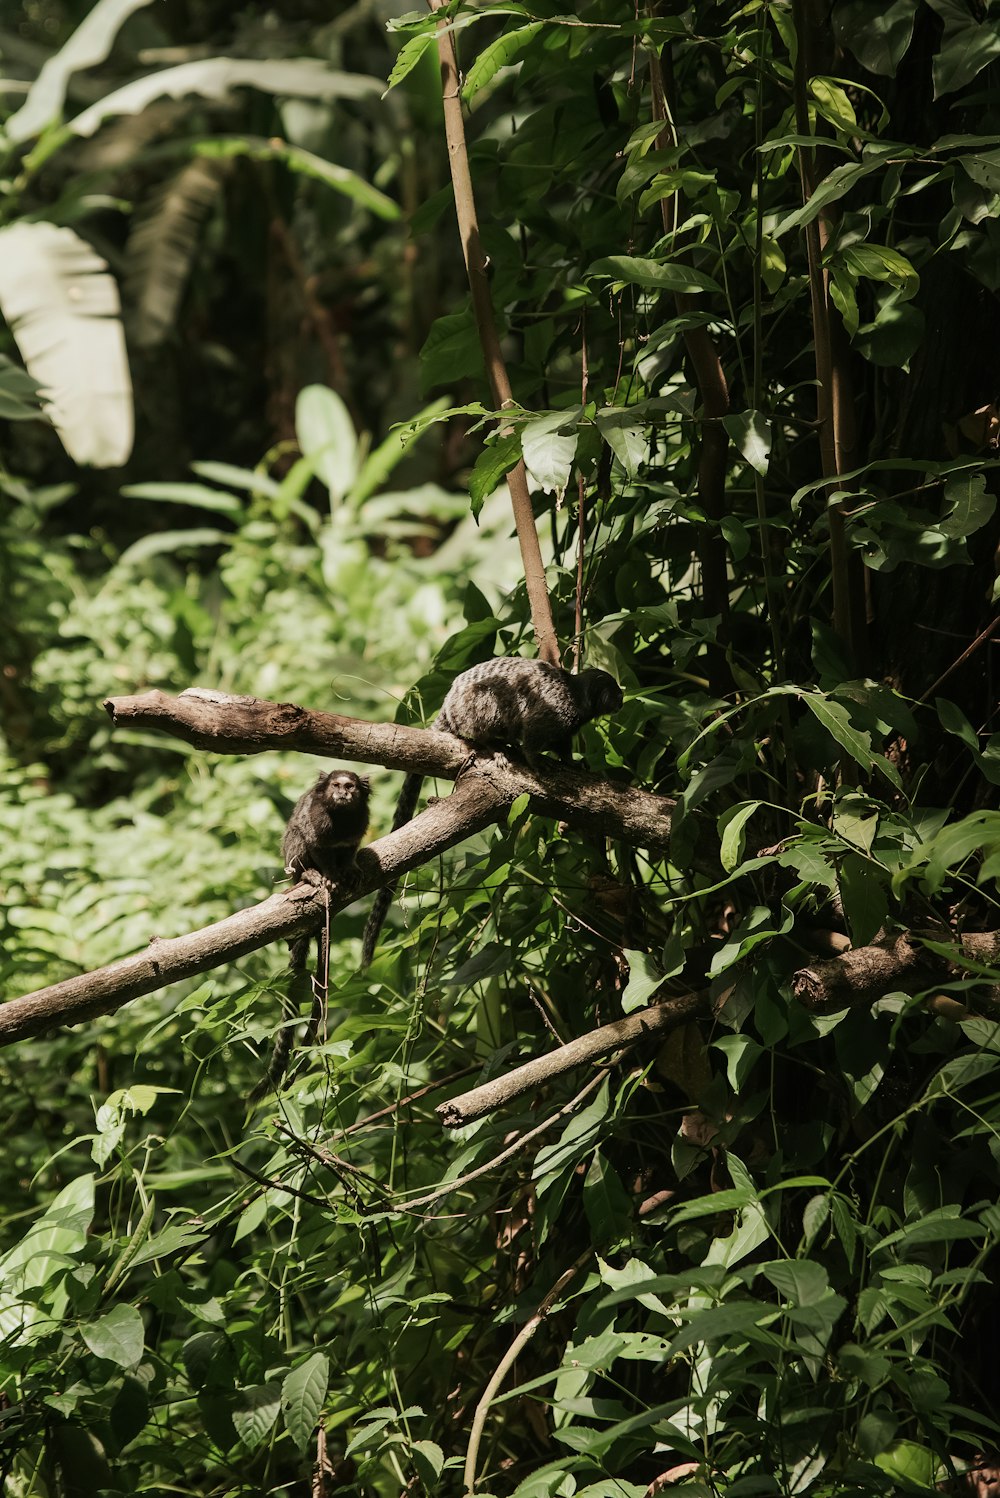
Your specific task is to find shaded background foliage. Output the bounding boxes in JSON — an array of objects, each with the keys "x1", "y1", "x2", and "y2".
[{"x1": 0, "y1": 1, "x2": 999, "y2": 1495}]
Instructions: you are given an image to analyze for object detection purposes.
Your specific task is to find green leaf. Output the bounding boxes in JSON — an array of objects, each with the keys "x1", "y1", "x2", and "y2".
[
  {"x1": 521, "y1": 408, "x2": 581, "y2": 495},
  {"x1": 0, "y1": 223, "x2": 133, "y2": 467},
  {"x1": 282, "y1": 1352, "x2": 329, "y2": 1452},
  {"x1": 718, "y1": 800, "x2": 762, "y2": 873},
  {"x1": 67, "y1": 58, "x2": 384, "y2": 139},
  {"x1": 295, "y1": 385, "x2": 359, "y2": 505},
  {"x1": 590, "y1": 255, "x2": 721, "y2": 295},
  {"x1": 386, "y1": 31, "x2": 437, "y2": 91},
  {"x1": 6, "y1": 0, "x2": 157, "y2": 143},
  {"x1": 620, "y1": 949, "x2": 662, "y2": 1013},
  {"x1": 800, "y1": 692, "x2": 901, "y2": 787},
  {"x1": 840, "y1": 243, "x2": 919, "y2": 298},
  {"x1": 832, "y1": 0, "x2": 919, "y2": 75},
  {"x1": 596, "y1": 408, "x2": 647, "y2": 479},
  {"x1": 193, "y1": 137, "x2": 400, "y2": 220},
  {"x1": 838, "y1": 852, "x2": 888, "y2": 947},
  {"x1": 721, "y1": 410, "x2": 770, "y2": 475},
  {"x1": 410, "y1": 1440, "x2": 446, "y2": 1485},
  {"x1": 874, "y1": 1439, "x2": 941, "y2": 1486},
  {"x1": 232, "y1": 1385, "x2": 282, "y2": 1452},
  {"x1": 582, "y1": 1152, "x2": 633, "y2": 1246},
  {"x1": 121, "y1": 482, "x2": 242, "y2": 515},
  {"x1": 419, "y1": 309, "x2": 485, "y2": 391},
  {"x1": 462, "y1": 23, "x2": 544, "y2": 102},
  {"x1": 928, "y1": 0, "x2": 1000, "y2": 96},
  {"x1": 81, "y1": 1304, "x2": 144, "y2": 1368},
  {"x1": 469, "y1": 431, "x2": 521, "y2": 514},
  {"x1": 939, "y1": 469, "x2": 995, "y2": 538}
]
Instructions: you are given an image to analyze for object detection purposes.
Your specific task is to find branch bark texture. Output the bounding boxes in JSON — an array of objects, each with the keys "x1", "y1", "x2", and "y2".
[
  {"x1": 437, "y1": 992, "x2": 710, "y2": 1127},
  {"x1": 793, "y1": 931, "x2": 1000, "y2": 1015}
]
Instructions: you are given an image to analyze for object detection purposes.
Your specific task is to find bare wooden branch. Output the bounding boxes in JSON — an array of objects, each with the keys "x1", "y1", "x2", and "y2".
[
  {"x1": 103, "y1": 688, "x2": 682, "y2": 851},
  {"x1": 104, "y1": 687, "x2": 470, "y2": 777},
  {"x1": 436, "y1": 992, "x2": 710, "y2": 1128},
  {"x1": 0, "y1": 780, "x2": 504, "y2": 1047},
  {"x1": 793, "y1": 932, "x2": 1000, "y2": 1015}
]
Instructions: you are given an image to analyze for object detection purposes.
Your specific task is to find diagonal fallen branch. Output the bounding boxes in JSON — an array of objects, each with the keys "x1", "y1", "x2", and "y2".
[{"x1": 437, "y1": 992, "x2": 710, "y2": 1128}]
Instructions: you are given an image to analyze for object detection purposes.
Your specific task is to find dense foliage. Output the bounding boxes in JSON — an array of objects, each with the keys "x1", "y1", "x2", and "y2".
[{"x1": 1, "y1": 1, "x2": 999, "y2": 1494}]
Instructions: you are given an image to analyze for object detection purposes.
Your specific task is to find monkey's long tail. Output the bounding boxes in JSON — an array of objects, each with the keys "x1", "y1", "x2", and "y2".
[{"x1": 360, "y1": 771, "x2": 424, "y2": 967}]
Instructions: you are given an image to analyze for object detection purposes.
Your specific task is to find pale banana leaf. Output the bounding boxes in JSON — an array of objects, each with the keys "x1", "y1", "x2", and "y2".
[
  {"x1": 125, "y1": 156, "x2": 229, "y2": 348},
  {"x1": 6, "y1": 0, "x2": 156, "y2": 144},
  {"x1": 0, "y1": 222, "x2": 133, "y2": 467},
  {"x1": 68, "y1": 58, "x2": 383, "y2": 138}
]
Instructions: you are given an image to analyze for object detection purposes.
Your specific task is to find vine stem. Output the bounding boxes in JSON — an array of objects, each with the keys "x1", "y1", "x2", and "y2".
[
  {"x1": 791, "y1": 0, "x2": 864, "y2": 669},
  {"x1": 428, "y1": 0, "x2": 560, "y2": 665},
  {"x1": 463, "y1": 1251, "x2": 592, "y2": 1493}
]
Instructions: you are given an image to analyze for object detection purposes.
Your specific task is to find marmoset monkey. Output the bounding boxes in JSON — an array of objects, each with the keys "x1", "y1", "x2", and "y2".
[
  {"x1": 253, "y1": 770, "x2": 370, "y2": 1097},
  {"x1": 360, "y1": 658, "x2": 622, "y2": 966}
]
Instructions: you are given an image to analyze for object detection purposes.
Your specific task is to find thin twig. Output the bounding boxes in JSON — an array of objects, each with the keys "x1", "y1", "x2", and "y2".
[
  {"x1": 463, "y1": 1252, "x2": 592, "y2": 1493},
  {"x1": 919, "y1": 613, "x2": 1000, "y2": 704},
  {"x1": 394, "y1": 1067, "x2": 610, "y2": 1214},
  {"x1": 428, "y1": 0, "x2": 559, "y2": 665}
]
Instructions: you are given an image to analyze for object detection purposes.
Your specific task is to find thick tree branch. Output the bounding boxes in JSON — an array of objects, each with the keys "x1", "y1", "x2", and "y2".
[
  {"x1": 103, "y1": 688, "x2": 683, "y2": 850},
  {"x1": 436, "y1": 992, "x2": 710, "y2": 1127},
  {"x1": 793, "y1": 932, "x2": 1000, "y2": 1015}
]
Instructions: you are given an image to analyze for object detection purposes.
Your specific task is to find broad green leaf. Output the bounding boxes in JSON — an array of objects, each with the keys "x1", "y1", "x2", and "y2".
[
  {"x1": 840, "y1": 243, "x2": 919, "y2": 298},
  {"x1": 721, "y1": 410, "x2": 770, "y2": 475},
  {"x1": 620, "y1": 949, "x2": 663, "y2": 1013},
  {"x1": 68, "y1": 58, "x2": 384, "y2": 137},
  {"x1": 419, "y1": 309, "x2": 485, "y2": 390},
  {"x1": 521, "y1": 408, "x2": 581, "y2": 495},
  {"x1": 590, "y1": 255, "x2": 721, "y2": 295},
  {"x1": 192, "y1": 137, "x2": 400, "y2": 220},
  {"x1": 800, "y1": 692, "x2": 902, "y2": 787},
  {"x1": 6, "y1": 0, "x2": 157, "y2": 143},
  {"x1": 832, "y1": 0, "x2": 919, "y2": 75},
  {"x1": 126, "y1": 157, "x2": 225, "y2": 348},
  {"x1": 295, "y1": 385, "x2": 358, "y2": 504},
  {"x1": 874, "y1": 1440, "x2": 941, "y2": 1486},
  {"x1": 462, "y1": 23, "x2": 544, "y2": 102},
  {"x1": 410, "y1": 1441, "x2": 445, "y2": 1485},
  {"x1": 939, "y1": 469, "x2": 995, "y2": 537},
  {"x1": 928, "y1": 0, "x2": 1000, "y2": 96},
  {"x1": 718, "y1": 800, "x2": 762, "y2": 872},
  {"x1": 810, "y1": 77, "x2": 857, "y2": 133},
  {"x1": 282, "y1": 1352, "x2": 329, "y2": 1452},
  {"x1": 81, "y1": 1304, "x2": 144, "y2": 1368},
  {"x1": 469, "y1": 431, "x2": 521, "y2": 513},
  {"x1": 0, "y1": 1175, "x2": 94, "y2": 1345},
  {"x1": 232, "y1": 1385, "x2": 282, "y2": 1451},
  {"x1": 838, "y1": 852, "x2": 888, "y2": 947},
  {"x1": 596, "y1": 408, "x2": 647, "y2": 479},
  {"x1": 386, "y1": 31, "x2": 437, "y2": 91},
  {"x1": 582, "y1": 1152, "x2": 633, "y2": 1246},
  {"x1": 0, "y1": 223, "x2": 133, "y2": 467},
  {"x1": 121, "y1": 482, "x2": 242, "y2": 515}
]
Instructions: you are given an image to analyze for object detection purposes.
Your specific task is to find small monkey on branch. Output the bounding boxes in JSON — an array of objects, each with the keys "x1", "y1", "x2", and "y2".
[{"x1": 253, "y1": 769, "x2": 370, "y2": 1097}]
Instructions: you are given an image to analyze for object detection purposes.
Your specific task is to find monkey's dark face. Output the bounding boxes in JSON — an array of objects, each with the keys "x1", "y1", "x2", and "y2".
[
  {"x1": 317, "y1": 771, "x2": 370, "y2": 808},
  {"x1": 579, "y1": 669, "x2": 623, "y2": 717}
]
